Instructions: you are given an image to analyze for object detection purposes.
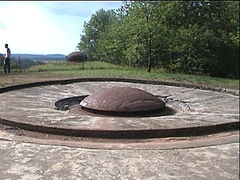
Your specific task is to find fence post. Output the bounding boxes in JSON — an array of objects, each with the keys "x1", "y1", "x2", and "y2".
[{"x1": 19, "y1": 56, "x2": 22, "y2": 72}]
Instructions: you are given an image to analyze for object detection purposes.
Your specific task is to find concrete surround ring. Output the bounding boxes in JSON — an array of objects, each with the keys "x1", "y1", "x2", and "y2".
[{"x1": 0, "y1": 78, "x2": 239, "y2": 149}]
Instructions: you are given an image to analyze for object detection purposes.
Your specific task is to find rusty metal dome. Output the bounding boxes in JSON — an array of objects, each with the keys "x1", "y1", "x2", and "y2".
[
  {"x1": 66, "y1": 51, "x2": 87, "y2": 62},
  {"x1": 80, "y1": 87, "x2": 165, "y2": 114}
]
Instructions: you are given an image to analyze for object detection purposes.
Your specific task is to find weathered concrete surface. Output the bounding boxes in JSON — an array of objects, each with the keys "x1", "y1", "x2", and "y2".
[
  {"x1": 0, "y1": 82, "x2": 238, "y2": 131},
  {"x1": 0, "y1": 80, "x2": 239, "y2": 179},
  {"x1": 0, "y1": 137, "x2": 238, "y2": 180}
]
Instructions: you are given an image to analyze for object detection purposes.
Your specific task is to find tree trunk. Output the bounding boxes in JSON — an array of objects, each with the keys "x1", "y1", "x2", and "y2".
[
  {"x1": 147, "y1": 32, "x2": 152, "y2": 73},
  {"x1": 144, "y1": 4, "x2": 153, "y2": 73}
]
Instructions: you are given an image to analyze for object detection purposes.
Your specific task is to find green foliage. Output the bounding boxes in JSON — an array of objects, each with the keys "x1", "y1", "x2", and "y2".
[
  {"x1": 78, "y1": 1, "x2": 239, "y2": 79},
  {"x1": 77, "y1": 9, "x2": 117, "y2": 60},
  {"x1": 17, "y1": 59, "x2": 44, "y2": 69},
  {"x1": 0, "y1": 55, "x2": 21, "y2": 72}
]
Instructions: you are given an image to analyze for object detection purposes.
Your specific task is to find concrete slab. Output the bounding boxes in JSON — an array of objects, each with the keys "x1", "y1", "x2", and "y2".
[
  {"x1": 0, "y1": 81, "x2": 239, "y2": 132},
  {"x1": 0, "y1": 137, "x2": 238, "y2": 180},
  {"x1": 0, "y1": 78, "x2": 239, "y2": 179}
]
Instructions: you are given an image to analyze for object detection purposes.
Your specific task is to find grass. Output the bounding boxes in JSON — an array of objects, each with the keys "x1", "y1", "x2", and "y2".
[
  {"x1": 0, "y1": 61, "x2": 239, "y2": 90},
  {"x1": 28, "y1": 61, "x2": 125, "y2": 72}
]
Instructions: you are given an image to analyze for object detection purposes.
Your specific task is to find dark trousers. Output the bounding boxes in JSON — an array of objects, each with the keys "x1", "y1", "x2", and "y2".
[{"x1": 4, "y1": 58, "x2": 10, "y2": 73}]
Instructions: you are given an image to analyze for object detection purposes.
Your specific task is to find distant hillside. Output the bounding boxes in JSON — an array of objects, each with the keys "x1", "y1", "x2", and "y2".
[{"x1": 11, "y1": 54, "x2": 66, "y2": 61}]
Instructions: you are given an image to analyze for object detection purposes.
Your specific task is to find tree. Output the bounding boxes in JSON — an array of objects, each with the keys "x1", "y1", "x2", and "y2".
[
  {"x1": 77, "y1": 9, "x2": 117, "y2": 60},
  {"x1": 77, "y1": 1, "x2": 239, "y2": 78}
]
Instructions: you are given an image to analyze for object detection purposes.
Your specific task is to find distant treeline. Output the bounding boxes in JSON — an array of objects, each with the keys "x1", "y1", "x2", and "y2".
[
  {"x1": 0, "y1": 53, "x2": 67, "y2": 71},
  {"x1": 0, "y1": 55, "x2": 44, "y2": 71},
  {"x1": 11, "y1": 54, "x2": 66, "y2": 62},
  {"x1": 77, "y1": 1, "x2": 239, "y2": 79}
]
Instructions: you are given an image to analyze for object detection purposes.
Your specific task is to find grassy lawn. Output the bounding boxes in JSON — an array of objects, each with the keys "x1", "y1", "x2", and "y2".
[{"x1": 0, "y1": 61, "x2": 239, "y2": 90}]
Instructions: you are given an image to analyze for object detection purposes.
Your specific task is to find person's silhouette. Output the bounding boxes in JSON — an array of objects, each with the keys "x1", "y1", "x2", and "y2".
[{"x1": 4, "y1": 43, "x2": 11, "y2": 73}]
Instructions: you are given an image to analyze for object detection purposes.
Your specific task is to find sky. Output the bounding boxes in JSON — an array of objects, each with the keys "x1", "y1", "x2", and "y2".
[{"x1": 0, "y1": 1, "x2": 123, "y2": 55}]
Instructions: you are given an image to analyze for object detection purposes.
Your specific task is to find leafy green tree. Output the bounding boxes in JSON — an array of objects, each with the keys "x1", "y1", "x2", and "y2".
[
  {"x1": 77, "y1": 1, "x2": 239, "y2": 78},
  {"x1": 77, "y1": 9, "x2": 117, "y2": 60}
]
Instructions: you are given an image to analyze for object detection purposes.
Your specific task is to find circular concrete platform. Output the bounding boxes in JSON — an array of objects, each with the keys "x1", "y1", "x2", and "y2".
[{"x1": 0, "y1": 78, "x2": 239, "y2": 148}]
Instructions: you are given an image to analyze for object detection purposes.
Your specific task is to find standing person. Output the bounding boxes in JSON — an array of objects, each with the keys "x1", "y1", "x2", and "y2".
[{"x1": 4, "y1": 43, "x2": 11, "y2": 73}]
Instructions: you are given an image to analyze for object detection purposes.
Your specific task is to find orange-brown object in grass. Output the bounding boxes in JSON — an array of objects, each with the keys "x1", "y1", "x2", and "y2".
[{"x1": 66, "y1": 51, "x2": 87, "y2": 62}]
